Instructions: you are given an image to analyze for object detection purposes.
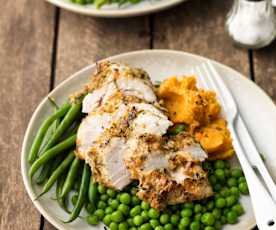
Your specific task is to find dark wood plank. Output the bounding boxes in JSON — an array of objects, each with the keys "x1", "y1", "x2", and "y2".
[
  {"x1": 43, "y1": 10, "x2": 151, "y2": 230},
  {"x1": 253, "y1": 41, "x2": 276, "y2": 102},
  {"x1": 153, "y1": 0, "x2": 249, "y2": 76},
  {"x1": 0, "y1": 1, "x2": 55, "y2": 230}
]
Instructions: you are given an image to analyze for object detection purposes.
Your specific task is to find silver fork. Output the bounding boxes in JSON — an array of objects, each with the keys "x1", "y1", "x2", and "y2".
[{"x1": 193, "y1": 61, "x2": 276, "y2": 230}]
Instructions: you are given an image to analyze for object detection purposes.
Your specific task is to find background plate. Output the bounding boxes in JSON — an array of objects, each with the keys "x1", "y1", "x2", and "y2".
[
  {"x1": 45, "y1": 0, "x2": 186, "y2": 17},
  {"x1": 22, "y1": 50, "x2": 276, "y2": 230}
]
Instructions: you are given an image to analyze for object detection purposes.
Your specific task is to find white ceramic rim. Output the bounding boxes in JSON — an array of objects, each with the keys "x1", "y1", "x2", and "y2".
[
  {"x1": 21, "y1": 49, "x2": 276, "y2": 230},
  {"x1": 45, "y1": 0, "x2": 186, "y2": 17}
]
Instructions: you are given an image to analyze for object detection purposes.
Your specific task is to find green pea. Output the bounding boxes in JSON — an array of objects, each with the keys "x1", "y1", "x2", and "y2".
[
  {"x1": 94, "y1": 209, "x2": 105, "y2": 220},
  {"x1": 170, "y1": 214, "x2": 179, "y2": 225},
  {"x1": 214, "y1": 160, "x2": 225, "y2": 169},
  {"x1": 215, "y1": 197, "x2": 226, "y2": 208},
  {"x1": 132, "y1": 196, "x2": 141, "y2": 206},
  {"x1": 227, "y1": 178, "x2": 237, "y2": 187},
  {"x1": 212, "y1": 208, "x2": 221, "y2": 219},
  {"x1": 231, "y1": 204, "x2": 244, "y2": 216},
  {"x1": 220, "y1": 216, "x2": 227, "y2": 224},
  {"x1": 207, "y1": 201, "x2": 215, "y2": 210},
  {"x1": 71, "y1": 194, "x2": 78, "y2": 206},
  {"x1": 201, "y1": 213, "x2": 215, "y2": 226},
  {"x1": 116, "y1": 193, "x2": 121, "y2": 201},
  {"x1": 111, "y1": 210, "x2": 124, "y2": 223},
  {"x1": 160, "y1": 214, "x2": 170, "y2": 224},
  {"x1": 220, "y1": 188, "x2": 230, "y2": 197},
  {"x1": 119, "y1": 193, "x2": 131, "y2": 205},
  {"x1": 204, "y1": 227, "x2": 215, "y2": 230},
  {"x1": 140, "y1": 223, "x2": 152, "y2": 230},
  {"x1": 231, "y1": 168, "x2": 243, "y2": 178},
  {"x1": 238, "y1": 177, "x2": 246, "y2": 183},
  {"x1": 118, "y1": 204, "x2": 130, "y2": 216},
  {"x1": 215, "y1": 169, "x2": 225, "y2": 181},
  {"x1": 110, "y1": 199, "x2": 120, "y2": 209},
  {"x1": 190, "y1": 221, "x2": 200, "y2": 230},
  {"x1": 226, "y1": 210, "x2": 238, "y2": 224},
  {"x1": 130, "y1": 206, "x2": 142, "y2": 217},
  {"x1": 103, "y1": 214, "x2": 112, "y2": 226},
  {"x1": 141, "y1": 210, "x2": 149, "y2": 221},
  {"x1": 184, "y1": 203, "x2": 194, "y2": 209},
  {"x1": 98, "y1": 184, "x2": 106, "y2": 194},
  {"x1": 119, "y1": 222, "x2": 129, "y2": 230},
  {"x1": 214, "y1": 184, "x2": 222, "y2": 192},
  {"x1": 100, "y1": 194, "x2": 109, "y2": 201},
  {"x1": 85, "y1": 203, "x2": 95, "y2": 214},
  {"x1": 223, "y1": 208, "x2": 229, "y2": 216},
  {"x1": 180, "y1": 217, "x2": 190, "y2": 227},
  {"x1": 224, "y1": 160, "x2": 230, "y2": 169},
  {"x1": 178, "y1": 224, "x2": 186, "y2": 230},
  {"x1": 224, "y1": 169, "x2": 230, "y2": 178},
  {"x1": 141, "y1": 201, "x2": 150, "y2": 210},
  {"x1": 129, "y1": 227, "x2": 137, "y2": 230},
  {"x1": 127, "y1": 218, "x2": 134, "y2": 227},
  {"x1": 230, "y1": 187, "x2": 240, "y2": 196},
  {"x1": 209, "y1": 175, "x2": 217, "y2": 185},
  {"x1": 110, "y1": 222, "x2": 119, "y2": 230},
  {"x1": 97, "y1": 200, "x2": 107, "y2": 209},
  {"x1": 226, "y1": 195, "x2": 237, "y2": 207},
  {"x1": 239, "y1": 182, "x2": 249, "y2": 194},
  {"x1": 107, "y1": 188, "x2": 116, "y2": 198},
  {"x1": 148, "y1": 208, "x2": 160, "y2": 219},
  {"x1": 194, "y1": 213, "x2": 202, "y2": 222},
  {"x1": 181, "y1": 209, "x2": 193, "y2": 217},
  {"x1": 133, "y1": 215, "x2": 144, "y2": 226},
  {"x1": 150, "y1": 219, "x2": 160, "y2": 228},
  {"x1": 194, "y1": 204, "x2": 202, "y2": 213},
  {"x1": 105, "y1": 206, "x2": 113, "y2": 214},
  {"x1": 214, "y1": 221, "x2": 221, "y2": 230},
  {"x1": 164, "y1": 223, "x2": 173, "y2": 230},
  {"x1": 86, "y1": 215, "x2": 99, "y2": 225},
  {"x1": 155, "y1": 226, "x2": 164, "y2": 230}
]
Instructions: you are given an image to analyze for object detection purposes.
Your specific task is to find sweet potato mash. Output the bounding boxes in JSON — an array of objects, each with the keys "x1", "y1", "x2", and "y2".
[{"x1": 158, "y1": 76, "x2": 234, "y2": 160}]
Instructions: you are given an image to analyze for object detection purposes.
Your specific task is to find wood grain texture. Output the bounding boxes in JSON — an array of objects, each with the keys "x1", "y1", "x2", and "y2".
[
  {"x1": 253, "y1": 40, "x2": 276, "y2": 103},
  {"x1": 153, "y1": 0, "x2": 249, "y2": 76},
  {"x1": 0, "y1": 1, "x2": 55, "y2": 230},
  {"x1": 43, "y1": 10, "x2": 151, "y2": 230},
  {"x1": 55, "y1": 10, "x2": 151, "y2": 84}
]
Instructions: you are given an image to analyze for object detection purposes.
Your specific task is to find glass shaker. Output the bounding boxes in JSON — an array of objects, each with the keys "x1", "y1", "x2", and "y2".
[{"x1": 226, "y1": 0, "x2": 276, "y2": 49}]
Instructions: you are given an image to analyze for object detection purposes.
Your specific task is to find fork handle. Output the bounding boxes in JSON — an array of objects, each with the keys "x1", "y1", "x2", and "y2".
[
  {"x1": 229, "y1": 124, "x2": 276, "y2": 230},
  {"x1": 236, "y1": 116, "x2": 276, "y2": 202}
]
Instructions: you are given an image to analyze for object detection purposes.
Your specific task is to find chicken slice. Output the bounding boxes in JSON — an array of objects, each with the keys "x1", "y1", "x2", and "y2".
[
  {"x1": 124, "y1": 133, "x2": 212, "y2": 209},
  {"x1": 87, "y1": 137, "x2": 131, "y2": 190}
]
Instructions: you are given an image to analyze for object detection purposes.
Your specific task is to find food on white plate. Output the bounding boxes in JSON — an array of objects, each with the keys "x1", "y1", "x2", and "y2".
[{"x1": 28, "y1": 61, "x2": 249, "y2": 228}]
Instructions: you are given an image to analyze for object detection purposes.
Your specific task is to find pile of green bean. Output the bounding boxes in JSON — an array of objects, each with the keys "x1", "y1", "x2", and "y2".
[
  {"x1": 69, "y1": 0, "x2": 143, "y2": 9},
  {"x1": 28, "y1": 98, "x2": 249, "y2": 229}
]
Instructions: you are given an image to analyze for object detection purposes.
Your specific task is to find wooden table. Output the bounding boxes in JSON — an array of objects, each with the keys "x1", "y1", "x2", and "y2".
[{"x1": 1, "y1": 0, "x2": 275, "y2": 229}]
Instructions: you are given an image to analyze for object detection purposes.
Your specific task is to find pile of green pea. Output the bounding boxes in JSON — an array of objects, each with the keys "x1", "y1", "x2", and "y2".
[
  {"x1": 69, "y1": 0, "x2": 143, "y2": 9},
  {"x1": 74, "y1": 160, "x2": 248, "y2": 230}
]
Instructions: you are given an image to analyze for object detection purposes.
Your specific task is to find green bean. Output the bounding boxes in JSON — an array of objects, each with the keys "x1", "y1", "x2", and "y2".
[
  {"x1": 28, "y1": 102, "x2": 71, "y2": 164},
  {"x1": 36, "y1": 151, "x2": 75, "y2": 199},
  {"x1": 29, "y1": 134, "x2": 76, "y2": 179},
  {"x1": 56, "y1": 172, "x2": 69, "y2": 212},
  {"x1": 40, "y1": 102, "x2": 81, "y2": 154},
  {"x1": 88, "y1": 178, "x2": 98, "y2": 206},
  {"x1": 60, "y1": 156, "x2": 81, "y2": 198},
  {"x1": 64, "y1": 163, "x2": 91, "y2": 223}
]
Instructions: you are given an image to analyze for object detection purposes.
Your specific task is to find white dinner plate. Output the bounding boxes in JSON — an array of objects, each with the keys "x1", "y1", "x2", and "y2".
[
  {"x1": 45, "y1": 0, "x2": 186, "y2": 17},
  {"x1": 22, "y1": 50, "x2": 276, "y2": 230}
]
